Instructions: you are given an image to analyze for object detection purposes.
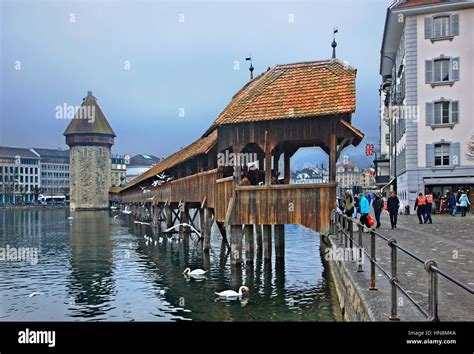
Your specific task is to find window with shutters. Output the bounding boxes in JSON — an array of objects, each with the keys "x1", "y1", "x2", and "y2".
[
  {"x1": 426, "y1": 57, "x2": 460, "y2": 85},
  {"x1": 434, "y1": 144, "x2": 450, "y2": 166},
  {"x1": 425, "y1": 13, "x2": 459, "y2": 41},
  {"x1": 426, "y1": 100, "x2": 459, "y2": 127}
]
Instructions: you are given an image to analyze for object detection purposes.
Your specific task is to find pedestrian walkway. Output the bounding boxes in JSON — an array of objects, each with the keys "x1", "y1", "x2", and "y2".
[{"x1": 372, "y1": 212, "x2": 474, "y2": 321}]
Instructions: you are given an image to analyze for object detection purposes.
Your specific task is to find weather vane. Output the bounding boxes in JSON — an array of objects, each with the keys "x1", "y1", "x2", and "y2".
[
  {"x1": 332, "y1": 27, "x2": 338, "y2": 59},
  {"x1": 245, "y1": 54, "x2": 254, "y2": 80}
]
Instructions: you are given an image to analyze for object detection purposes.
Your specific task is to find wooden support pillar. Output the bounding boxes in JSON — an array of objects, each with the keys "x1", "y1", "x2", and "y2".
[
  {"x1": 255, "y1": 225, "x2": 263, "y2": 256},
  {"x1": 234, "y1": 164, "x2": 241, "y2": 185},
  {"x1": 200, "y1": 208, "x2": 213, "y2": 253},
  {"x1": 230, "y1": 225, "x2": 243, "y2": 265},
  {"x1": 216, "y1": 221, "x2": 231, "y2": 251},
  {"x1": 179, "y1": 203, "x2": 190, "y2": 236},
  {"x1": 273, "y1": 153, "x2": 280, "y2": 181},
  {"x1": 152, "y1": 205, "x2": 158, "y2": 228},
  {"x1": 165, "y1": 205, "x2": 173, "y2": 229},
  {"x1": 329, "y1": 133, "x2": 337, "y2": 183},
  {"x1": 284, "y1": 152, "x2": 291, "y2": 184},
  {"x1": 264, "y1": 150, "x2": 272, "y2": 185},
  {"x1": 274, "y1": 224, "x2": 285, "y2": 259},
  {"x1": 262, "y1": 224, "x2": 272, "y2": 261},
  {"x1": 244, "y1": 225, "x2": 254, "y2": 264}
]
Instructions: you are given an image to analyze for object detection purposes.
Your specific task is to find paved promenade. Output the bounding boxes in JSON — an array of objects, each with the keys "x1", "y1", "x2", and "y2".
[{"x1": 371, "y1": 212, "x2": 474, "y2": 321}]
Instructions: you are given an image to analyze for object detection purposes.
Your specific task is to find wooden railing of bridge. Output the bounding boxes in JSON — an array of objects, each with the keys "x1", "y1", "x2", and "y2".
[{"x1": 113, "y1": 169, "x2": 335, "y2": 235}]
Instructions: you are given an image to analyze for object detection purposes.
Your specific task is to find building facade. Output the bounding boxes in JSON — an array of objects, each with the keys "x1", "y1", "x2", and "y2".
[
  {"x1": 380, "y1": 0, "x2": 474, "y2": 210},
  {"x1": 125, "y1": 154, "x2": 161, "y2": 183},
  {"x1": 336, "y1": 155, "x2": 361, "y2": 190},
  {"x1": 31, "y1": 148, "x2": 70, "y2": 197},
  {"x1": 111, "y1": 155, "x2": 127, "y2": 187},
  {"x1": 64, "y1": 91, "x2": 116, "y2": 210},
  {"x1": 0, "y1": 147, "x2": 40, "y2": 204}
]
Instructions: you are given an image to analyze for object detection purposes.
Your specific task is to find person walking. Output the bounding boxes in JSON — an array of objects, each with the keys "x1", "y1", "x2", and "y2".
[
  {"x1": 344, "y1": 191, "x2": 355, "y2": 219},
  {"x1": 459, "y1": 192, "x2": 471, "y2": 217},
  {"x1": 447, "y1": 192, "x2": 457, "y2": 216},
  {"x1": 353, "y1": 194, "x2": 360, "y2": 218},
  {"x1": 414, "y1": 193, "x2": 426, "y2": 224},
  {"x1": 359, "y1": 193, "x2": 371, "y2": 230},
  {"x1": 424, "y1": 191, "x2": 433, "y2": 224},
  {"x1": 387, "y1": 192, "x2": 400, "y2": 229},
  {"x1": 372, "y1": 192, "x2": 383, "y2": 228}
]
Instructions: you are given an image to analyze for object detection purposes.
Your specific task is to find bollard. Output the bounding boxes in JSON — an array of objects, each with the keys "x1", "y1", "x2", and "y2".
[
  {"x1": 425, "y1": 260, "x2": 439, "y2": 321},
  {"x1": 357, "y1": 224, "x2": 363, "y2": 272},
  {"x1": 349, "y1": 220, "x2": 354, "y2": 260},
  {"x1": 369, "y1": 230, "x2": 377, "y2": 291},
  {"x1": 343, "y1": 217, "x2": 348, "y2": 248},
  {"x1": 388, "y1": 238, "x2": 400, "y2": 320},
  {"x1": 339, "y1": 214, "x2": 344, "y2": 246}
]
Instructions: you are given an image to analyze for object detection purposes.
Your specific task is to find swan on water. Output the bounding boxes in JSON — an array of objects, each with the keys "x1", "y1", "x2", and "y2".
[
  {"x1": 215, "y1": 286, "x2": 249, "y2": 300},
  {"x1": 67, "y1": 217, "x2": 73, "y2": 220},
  {"x1": 183, "y1": 268, "x2": 207, "y2": 278}
]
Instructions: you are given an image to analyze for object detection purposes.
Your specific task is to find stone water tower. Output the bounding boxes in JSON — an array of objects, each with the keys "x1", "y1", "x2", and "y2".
[{"x1": 64, "y1": 91, "x2": 116, "y2": 210}]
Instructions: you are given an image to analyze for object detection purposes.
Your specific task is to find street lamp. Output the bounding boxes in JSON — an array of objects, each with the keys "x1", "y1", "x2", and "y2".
[{"x1": 382, "y1": 55, "x2": 398, "y2": 193}]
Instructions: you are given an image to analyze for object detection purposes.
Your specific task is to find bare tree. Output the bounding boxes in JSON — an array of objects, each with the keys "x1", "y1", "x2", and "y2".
[
  {"x1": 31, "y1": 186, "x2": 44, "y2": 204},
  {"x1": 468, "y1": 135, "x2": 474, "y2": 161},
  {"x1": 1, "y1": 182, "x2": 15, "y2": 205}
]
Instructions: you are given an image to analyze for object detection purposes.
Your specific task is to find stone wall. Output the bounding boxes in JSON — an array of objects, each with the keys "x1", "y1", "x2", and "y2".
[
  {"x1": 321, "y1": 235, "x2": 371, "y2": 321},
  {"x1": 69, "y1": 146, "x2": 111, "y2": 210},
  {"x1": 321, "y1": 233, "x2": 426, "y2": 322}
]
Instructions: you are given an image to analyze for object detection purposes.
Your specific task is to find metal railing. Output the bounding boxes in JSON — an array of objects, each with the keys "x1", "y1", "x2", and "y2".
[{"x1": 329, "y1": 209, "x2": 474, "y2": 321}]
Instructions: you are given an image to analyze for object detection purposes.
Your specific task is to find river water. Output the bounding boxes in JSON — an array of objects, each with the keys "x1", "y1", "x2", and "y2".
[{"x1": 0, "y1": 209, "x2": 341, "y2": 321}]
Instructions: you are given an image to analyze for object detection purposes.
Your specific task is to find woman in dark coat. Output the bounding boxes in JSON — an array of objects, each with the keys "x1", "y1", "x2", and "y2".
[{"x1": 387, "y1": 191, "x2": 400, "y2": 229}]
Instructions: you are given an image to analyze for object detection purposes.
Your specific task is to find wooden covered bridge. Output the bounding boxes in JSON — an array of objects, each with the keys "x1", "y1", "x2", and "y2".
[{"x1": 110, "y1": 59, "x2": 364, "y2": 264}]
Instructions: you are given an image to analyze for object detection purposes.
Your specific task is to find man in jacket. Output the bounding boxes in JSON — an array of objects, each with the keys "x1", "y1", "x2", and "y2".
[
  {"x1": 424, "y1": 191, "x2": 433, "y2": 224},
  {"x1": 372, "y1": 192, "x2": 383, "y2": 228},
  {"x1": 414, "y1": 193, "x2": 426, "y2": 224},
  {"x1": 387, "y1": 192, "x2": 400, "y2": 229},
  {"x1": 447, "y1": 192, "x2": 457, "y2": 216}
]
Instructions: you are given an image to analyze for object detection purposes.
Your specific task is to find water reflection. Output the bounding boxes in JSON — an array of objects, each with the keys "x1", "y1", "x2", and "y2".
[
  {"x1": 67, "y1": 211, "x2": 115, "y2": 318},
  {"x1": 0, "y1": 209, "x2": 341, "y2": 321}
]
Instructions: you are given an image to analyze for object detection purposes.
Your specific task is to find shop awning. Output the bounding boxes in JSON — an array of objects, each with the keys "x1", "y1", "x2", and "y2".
[{"x1": 424, "y1": 177, "x2": 474, "y2": 186}]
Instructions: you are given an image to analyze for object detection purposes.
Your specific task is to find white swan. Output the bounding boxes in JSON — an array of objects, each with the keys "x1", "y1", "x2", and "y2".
[
  {"x1": 215, "y1": 286, "x2": 249, "y2": 300},
  {"x1": 183, "y1": 268, "x2": 207, "y2": 278}
]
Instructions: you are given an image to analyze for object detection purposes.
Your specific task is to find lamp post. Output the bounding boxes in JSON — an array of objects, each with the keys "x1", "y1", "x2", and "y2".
[{"x1": 382, "y1": 55, "x2": 398, "y2": 193}]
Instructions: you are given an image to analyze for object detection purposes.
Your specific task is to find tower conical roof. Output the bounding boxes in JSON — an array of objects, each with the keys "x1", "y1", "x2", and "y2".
[{"x1": 63, "y1": 91, "x2": 116, "y2": 137}]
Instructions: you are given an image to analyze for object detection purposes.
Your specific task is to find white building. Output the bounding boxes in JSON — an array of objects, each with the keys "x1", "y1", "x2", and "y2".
[
  {"x1": 336, "y1": 155, "x2": 361, "y2": 189},
  {"x1": 31, "y1": 148, "x2": 70, "y2": 196},
  {"x1": 380, "y1": 0, "x2": 474, "y2": 210},
  {"x1": 0, "y1": 147, "x2": 41, "y2": 204}
]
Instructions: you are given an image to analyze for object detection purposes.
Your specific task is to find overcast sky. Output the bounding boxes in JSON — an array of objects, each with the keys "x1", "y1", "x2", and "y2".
[{"x1": 0, "y1": 0, "x2": 390, "y2": 166}]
